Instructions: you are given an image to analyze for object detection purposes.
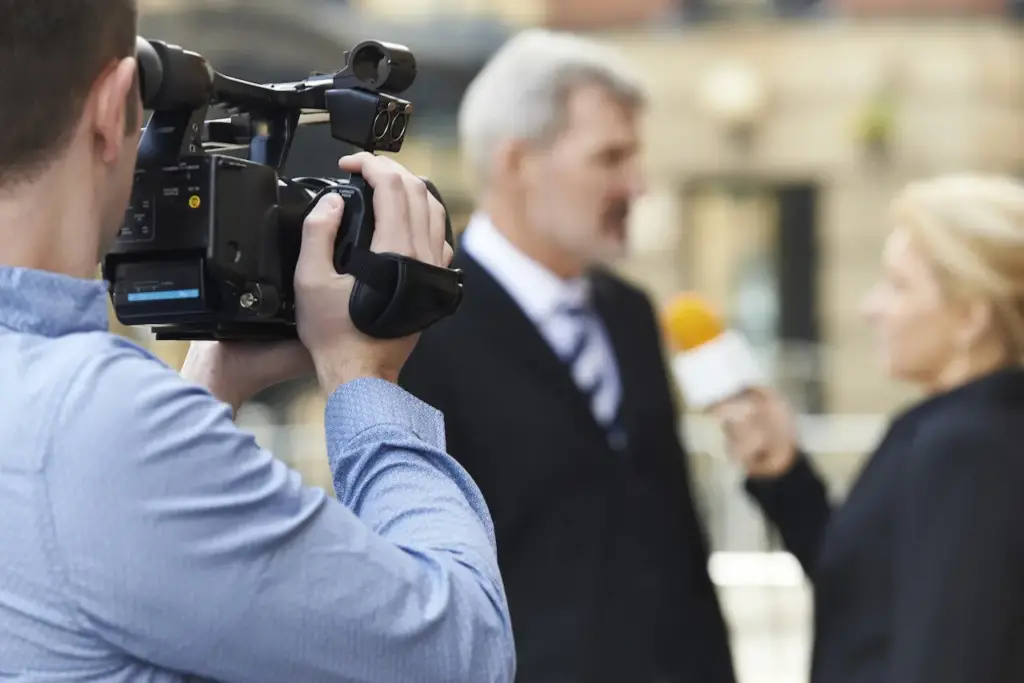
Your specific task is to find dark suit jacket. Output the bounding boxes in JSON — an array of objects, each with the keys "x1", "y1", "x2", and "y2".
[
  {"x1": 399, "y1": 251, "x2": 736, "y2": 683},
  {"x1": 747, "y1": 366, "x2": 1024, "y2": 683}
]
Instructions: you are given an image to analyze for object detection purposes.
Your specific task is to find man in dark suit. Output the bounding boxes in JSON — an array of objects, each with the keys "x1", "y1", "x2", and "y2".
[{"x1": 399, "y1": 29, "x2": 736, "y2": 683}]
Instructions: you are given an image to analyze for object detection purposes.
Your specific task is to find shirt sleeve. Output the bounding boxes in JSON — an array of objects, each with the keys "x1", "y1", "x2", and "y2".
[
  {"x1": 43, "y1": 346, "x2": 515, "y2": 683},
  {"x1": 889, "y1": 425, "x2": 1024, "y2": 683},
  {"x1": 744, "y1": 454, "x2": 833, "y2": 577}
]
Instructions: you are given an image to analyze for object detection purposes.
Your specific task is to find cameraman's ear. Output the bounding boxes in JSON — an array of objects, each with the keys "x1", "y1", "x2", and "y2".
[{"x1": 91, "y1": 56, "x2": 139, "y2": 165}]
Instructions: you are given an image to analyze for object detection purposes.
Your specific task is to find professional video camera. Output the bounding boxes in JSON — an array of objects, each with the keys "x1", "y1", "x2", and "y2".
[{"x1": 102, "y1": 38, "x2": 463, "y2": 341}]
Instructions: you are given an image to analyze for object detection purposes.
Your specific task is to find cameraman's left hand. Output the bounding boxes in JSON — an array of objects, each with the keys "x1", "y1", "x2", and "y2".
[{"x1": 180, "y1": 340, "x2": 313, "y2": 416}]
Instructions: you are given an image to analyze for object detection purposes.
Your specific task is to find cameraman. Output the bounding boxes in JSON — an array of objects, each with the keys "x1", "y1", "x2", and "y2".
[{"x1": 0, "y1": 2, "x2": 513, "y2": 683}]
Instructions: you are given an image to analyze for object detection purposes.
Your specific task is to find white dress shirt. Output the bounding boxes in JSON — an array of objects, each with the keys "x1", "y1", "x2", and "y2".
[{"x1": 462, "y1": 213, "x2": 623, "y2": 427}]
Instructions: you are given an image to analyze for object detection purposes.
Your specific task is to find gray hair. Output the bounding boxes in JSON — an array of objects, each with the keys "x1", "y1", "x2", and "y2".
[{"x1": 458, "y1": 29, "x2": 646, "y2": 192}]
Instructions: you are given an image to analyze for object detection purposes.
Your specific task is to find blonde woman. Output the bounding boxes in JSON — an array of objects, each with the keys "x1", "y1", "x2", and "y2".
[{"x1": 717, "y1": 174, "x2": 1024, "y2": 683}]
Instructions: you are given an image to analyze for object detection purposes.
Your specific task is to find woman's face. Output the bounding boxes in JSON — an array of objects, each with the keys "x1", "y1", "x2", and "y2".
[{"x1": 861, "y1": 228, "x2": 964, "y2": 387}]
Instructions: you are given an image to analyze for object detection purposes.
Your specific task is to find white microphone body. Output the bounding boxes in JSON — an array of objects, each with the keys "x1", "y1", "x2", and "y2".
[{"x1": 671, "y1": 330, "x2": 764, "y2": 410}]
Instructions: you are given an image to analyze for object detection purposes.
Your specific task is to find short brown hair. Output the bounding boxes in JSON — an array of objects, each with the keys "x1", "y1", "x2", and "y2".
[{"x1": 0, "y1": 0, "x2": 138, "y2": 186}]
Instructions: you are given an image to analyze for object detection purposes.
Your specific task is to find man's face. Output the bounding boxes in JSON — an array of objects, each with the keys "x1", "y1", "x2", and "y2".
[{"x1": 519, "y1": 84, "x2": 645, "y2": 274}]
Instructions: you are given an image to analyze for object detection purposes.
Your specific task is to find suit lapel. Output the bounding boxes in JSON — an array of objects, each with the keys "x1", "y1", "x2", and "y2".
[
  {"x1": 454, "y1": 250, "x2": 609, "y2": 440},
  {"x1": 591, "y1": 271, "x2": 642, "y2": 445}
]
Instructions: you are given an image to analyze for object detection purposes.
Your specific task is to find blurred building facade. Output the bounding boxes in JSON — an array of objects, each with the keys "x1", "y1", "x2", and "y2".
[
  {"x1": 126, "y1": 5, "x2": 1022, "y2": 679},
  {"x1": 135, "y1": 0, "x2": 1024, "y2": 418}
]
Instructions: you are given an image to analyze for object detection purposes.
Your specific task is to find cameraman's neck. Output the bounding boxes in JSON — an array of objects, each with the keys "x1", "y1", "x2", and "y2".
[{"x1": 0, "y1": 160, "x2": 103, "y2": 280}]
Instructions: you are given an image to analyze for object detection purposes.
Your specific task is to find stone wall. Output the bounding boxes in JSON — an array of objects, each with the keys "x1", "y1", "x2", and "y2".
[
  {"x1": 603, "y1": 22, "x2": 1024, "y2": 412},
  {"x1": 127, "y1": 8, "x2": 1024, "y2": 413},
  {"x1": 399, "y1": 22, "x2": 1024, "y2": 412}
]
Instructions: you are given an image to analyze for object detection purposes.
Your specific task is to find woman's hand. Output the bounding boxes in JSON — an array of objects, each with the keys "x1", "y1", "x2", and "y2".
[{"x1": 712, "y1": 387, "x2": 800, "y2": 479}]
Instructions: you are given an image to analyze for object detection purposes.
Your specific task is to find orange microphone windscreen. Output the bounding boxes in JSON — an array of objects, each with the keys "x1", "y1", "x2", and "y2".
[{"x1": 662, "y1": 293, "x2": 725, "y2": 353}]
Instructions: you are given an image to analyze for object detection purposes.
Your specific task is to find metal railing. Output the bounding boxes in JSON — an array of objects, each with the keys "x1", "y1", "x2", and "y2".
[{"x1": 238, "y1": 409, "x2": 887, "y2": 574}]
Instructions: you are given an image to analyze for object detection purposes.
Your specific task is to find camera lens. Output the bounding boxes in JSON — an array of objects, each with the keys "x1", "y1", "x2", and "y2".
[
  {"x1": 389, "y1": 112, "x2": 408, "y2": 141},
  {"x1": 372, "y1": 111, "x2": 390, "y2": 140}
]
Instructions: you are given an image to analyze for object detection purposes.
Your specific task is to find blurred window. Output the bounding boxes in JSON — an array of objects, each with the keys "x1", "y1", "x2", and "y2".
[{"x1": 681, "y1": 180, "x2": 824, "y2": 414}]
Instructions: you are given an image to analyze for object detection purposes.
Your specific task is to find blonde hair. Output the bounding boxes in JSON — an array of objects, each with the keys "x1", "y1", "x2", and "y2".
[
  {"x1": 458, "y1": 29, "x2": 646, "y2": 194},
  {"x1": 892, "y1": 173, "x2": 1024, "y2": 360}
]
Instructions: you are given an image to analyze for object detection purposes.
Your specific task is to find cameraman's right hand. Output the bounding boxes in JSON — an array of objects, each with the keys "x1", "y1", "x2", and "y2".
[{"x1": 294, "y1": 152, "x2": 453, "y2": 394}]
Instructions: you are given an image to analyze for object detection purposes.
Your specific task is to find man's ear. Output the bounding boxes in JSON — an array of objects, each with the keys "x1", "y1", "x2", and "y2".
[
  {"x1": 89, "y1": 56, "x2": 139, "y2": 165},
  {"x1": 494, "y1": 138, "x2": 542, "y2": 189}
]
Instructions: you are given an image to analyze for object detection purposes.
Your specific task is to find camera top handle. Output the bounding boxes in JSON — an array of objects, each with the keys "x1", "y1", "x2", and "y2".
[{"x1": 135, "y1": 37, "x2": 415, "y2": 171}]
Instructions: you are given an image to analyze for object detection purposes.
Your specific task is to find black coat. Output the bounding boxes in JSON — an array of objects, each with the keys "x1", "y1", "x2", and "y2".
[
  {"x1": 748, "y1": 366, "x2": 1024, "y2": 683},
  {"x1": 399, "y1": 251, "x2": 736, "y2": 683}
]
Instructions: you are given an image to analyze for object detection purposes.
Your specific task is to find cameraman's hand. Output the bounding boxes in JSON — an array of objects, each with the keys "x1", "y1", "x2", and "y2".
[
  {"x1": 295, "y1": 152, "x2": 453, "y2": 394},
  {"x1": 181, "y1": 340, "x2": 313, "y2": 416}
]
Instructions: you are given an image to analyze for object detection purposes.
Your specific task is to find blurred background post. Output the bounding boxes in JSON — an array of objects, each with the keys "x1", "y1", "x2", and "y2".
[{"x1": 123, "y1": 1, "x2": 1024, "y2": 680}]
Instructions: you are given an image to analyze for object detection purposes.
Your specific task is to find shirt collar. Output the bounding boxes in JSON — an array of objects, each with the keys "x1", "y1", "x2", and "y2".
[
  {"x1": 461, "y1": 213, "x2": 591, "y2": 324},
  {"x1": 0, "y1": 266, "x2": 110, "y2": 337}
]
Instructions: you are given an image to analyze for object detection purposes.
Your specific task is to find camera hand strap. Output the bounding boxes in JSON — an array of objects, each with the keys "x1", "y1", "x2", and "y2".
[{"x1": 339, "y1": 247, "x2": 464, "y2": 339}]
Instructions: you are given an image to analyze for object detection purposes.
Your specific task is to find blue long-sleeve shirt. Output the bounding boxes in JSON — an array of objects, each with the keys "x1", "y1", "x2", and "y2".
[{"x1": 0, "y1": 266, "x2": 515, "y2": 682}]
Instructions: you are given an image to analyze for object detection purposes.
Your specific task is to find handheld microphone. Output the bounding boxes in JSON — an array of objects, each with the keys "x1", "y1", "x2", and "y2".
[{"x1": 662, "y1": 293, "x2": 764, "y2": 410}]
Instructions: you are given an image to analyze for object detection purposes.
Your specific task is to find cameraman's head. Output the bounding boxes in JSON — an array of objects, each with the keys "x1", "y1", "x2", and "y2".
[
  {"x1": 459, "y1": 30, "x2": 647, "y2": 279},
  {"x1": 0, "y1": 0, "x2": 140, "y2": 276}
]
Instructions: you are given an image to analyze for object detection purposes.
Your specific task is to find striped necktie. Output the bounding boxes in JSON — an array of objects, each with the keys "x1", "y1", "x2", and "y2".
[{"x1": 558, "y1": 301, "x2": 628, "y2": 450}]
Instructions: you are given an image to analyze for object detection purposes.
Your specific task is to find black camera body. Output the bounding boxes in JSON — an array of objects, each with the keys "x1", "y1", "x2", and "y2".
[{"x1": 103, "y1": 38, "x2": 463, "y2": 341}]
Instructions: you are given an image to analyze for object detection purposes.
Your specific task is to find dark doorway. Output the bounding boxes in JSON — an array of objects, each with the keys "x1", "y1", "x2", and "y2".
[{"x1": 682, "y1": 179, "x2": 824, "y2": 413}]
